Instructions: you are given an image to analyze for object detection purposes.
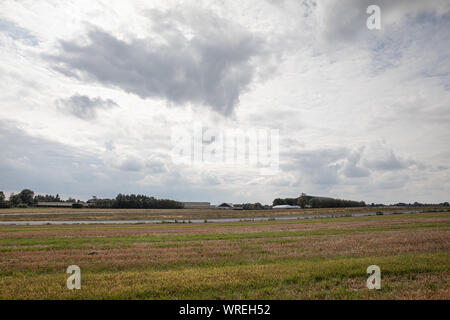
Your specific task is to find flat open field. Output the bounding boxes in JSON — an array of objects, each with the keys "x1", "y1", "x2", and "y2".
[
  {"x1": 0, "y1": 210, "x2": 449, "y2": 299},
  {"x1": 0, "y1": 206, "x2": 445, "y2": 221}
]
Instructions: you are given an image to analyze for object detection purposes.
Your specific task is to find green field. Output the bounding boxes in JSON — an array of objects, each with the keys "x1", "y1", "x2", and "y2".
[{"x1": 0, "y1": 210, "x2": 448, "y2": 299}]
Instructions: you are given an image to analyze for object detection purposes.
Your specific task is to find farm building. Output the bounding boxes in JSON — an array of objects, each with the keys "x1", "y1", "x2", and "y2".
[
  {"x1": 217, "y1": 203, "x2": 233, "y2": 209},
  {"x1": 182, "y1": 202, "x2": 212, "y2": 209},
  {"x1": 36, "y1": 202, "x2": 88, "y2": 208}
]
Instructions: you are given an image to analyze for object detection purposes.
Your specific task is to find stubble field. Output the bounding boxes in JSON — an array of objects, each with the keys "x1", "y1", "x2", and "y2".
[{"x1": 0, "y1": 209, "x2": 448, "y2": 299}]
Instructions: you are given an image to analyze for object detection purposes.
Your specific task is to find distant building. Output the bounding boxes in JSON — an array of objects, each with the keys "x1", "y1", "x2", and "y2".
[
  {"x1": 36, "y1": 202, "x2": 87, "y2": 208},
  {"x1": 217, "y1": 203, "x2": 233, "y2": 209},
  {"x1": 272, "y1": 205, "x2": 301, "y2": 209},
  {"x1": 182, "y1": 202, "x2": 212, "y2": 209}
]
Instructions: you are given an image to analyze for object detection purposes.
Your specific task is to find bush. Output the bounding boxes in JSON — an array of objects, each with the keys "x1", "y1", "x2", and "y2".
[
  {"x1": 0, "y1": 201, "x2": 10, "y2": 209},
  {"x1": 72, "y1": 203, "x2": 83, "y2": 209}
]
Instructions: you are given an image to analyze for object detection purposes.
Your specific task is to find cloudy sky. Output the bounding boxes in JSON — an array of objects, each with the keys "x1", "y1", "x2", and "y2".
[{"x1": 1, "y1": 0, "x2": 449, "y2": 204}]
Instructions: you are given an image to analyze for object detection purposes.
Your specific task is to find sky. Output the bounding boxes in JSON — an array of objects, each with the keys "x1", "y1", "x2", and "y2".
[{"x1": 0, "y1": 0, "x2": 449, "y2": 205}]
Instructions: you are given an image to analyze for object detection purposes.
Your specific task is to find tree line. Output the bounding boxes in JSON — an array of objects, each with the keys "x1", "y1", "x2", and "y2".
[
  {"x1": 0, "y1": 189, "x2": 38, "y2": 208},
  {"x1": 90, "y1": 194, "x2": 183, "y2": 209},
  {"x1": 0, "y1": 189, "x2": 183, "y2": 209},
  {"x1": 308, "y1": 197, "x2": 366, "y2": 208},
  {"x1": 1, "y1": 189, "x2": 447, "y2": 210},
  {"x1": 273, "y1": 193, "x2": 366, "y2": 208},
  {"x1": 240, "y1": 203, "x2": 271, "y2": 210},
  {"x1": 272, "y1": 198, "x2": 301, "y2": 206}
]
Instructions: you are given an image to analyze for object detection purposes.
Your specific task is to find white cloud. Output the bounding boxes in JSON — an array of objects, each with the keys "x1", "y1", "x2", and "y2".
[{"x1": 0, "y1": 0, "x2": 449, "y2": 204}]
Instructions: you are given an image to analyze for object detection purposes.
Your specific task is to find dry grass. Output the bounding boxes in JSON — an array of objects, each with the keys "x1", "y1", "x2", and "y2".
[
  {"x1": 0, "y1": 211, "x2": 448, "y2": 299},
  {"x1": 0, "y1": 214, "x2": 447, "y2": 239},
  {"x1": 0, "y1": 206, "x2": 446, "y2": 221},
  {"x1": 0, "y1": 254, "x2": 448, "y2": 299},
  {"x1": 0, "y1": 228, "x2": 447, "y2": 274}
]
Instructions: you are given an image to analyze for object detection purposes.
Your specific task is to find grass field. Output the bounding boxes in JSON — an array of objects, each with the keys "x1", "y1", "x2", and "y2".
[
  {"x1": 0, "y1": 206, "x2": 446, "y2": 221},
  {"x1": 0, "y1": 209, "x2": 448, "y2": 299}
]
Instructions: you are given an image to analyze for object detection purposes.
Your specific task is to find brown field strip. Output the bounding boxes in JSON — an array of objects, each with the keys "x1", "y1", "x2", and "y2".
[
  {"x1": 0, "y1": 211, "x2": 448, "y2": 299},
  {"x1": 0, "y1": 206, "x2": 447, "y2": 221}
]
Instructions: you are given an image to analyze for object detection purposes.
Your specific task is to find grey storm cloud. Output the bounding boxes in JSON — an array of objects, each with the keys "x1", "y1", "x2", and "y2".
[
  {"x1": 47, "y1": 12, "x2": 265, "y2": 116},
  {"x1": 57, "y1": 94, "x2": 118, "y2": 120},
  {"x1": 0, "y1": 120, "x2": 235, "y2": 202},
  {"x1": 0, "y1": 120, "x2": 102, "y2": 194},
  {"x1": 0, "y1": 121, "x2": 172, "y2": 198},
  {"x1": 363, "y1": 150, "x2": 409, "y2": 171},
  {"x1": 342, "y1": 152, "x2": 370, "y2": 178},
  {"x1": 281, "y1": 148, "x2": 349, "y2": 186},
  {"x1": 280, "y1": 144, "x2": 421, "y2": 188},
  {"x1": 116, "y1": 156, "x2": 167, "y2": 174},
  {"x1": 117, "y1": 157, "x2": 145, "y2": 172}
]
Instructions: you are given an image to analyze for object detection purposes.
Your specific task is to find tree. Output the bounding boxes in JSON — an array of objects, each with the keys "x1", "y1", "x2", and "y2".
[
  {"x1": 19, "y1": 189, "x2": 35, "y2": 206},
  {"x1": 9, "y1": 193, "x2": 21, "y2": 207},
  {"x1": 34, "y1": 194, "x2": 61, "y2": 202},
  {"x1": 285, "y1": 198, "x2": 298, "y2": 206},
  {"x1": 0, "y1": 191, "x2": 8, "y2": 208},
  {"x1": 253, "y1": 202, "x2": 264, "y2": 210},
  {"x1": 298, "y1": 193, "x2": 308, "y2": 208},
  {"x1": 273, "y1": 198, "x2": 285, "y2": 206}
]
